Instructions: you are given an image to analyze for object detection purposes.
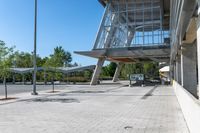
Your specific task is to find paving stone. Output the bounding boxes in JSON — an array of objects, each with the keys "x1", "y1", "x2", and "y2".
[{"x1": 0, "y1": 84, "x2": 189, "y2": 133}]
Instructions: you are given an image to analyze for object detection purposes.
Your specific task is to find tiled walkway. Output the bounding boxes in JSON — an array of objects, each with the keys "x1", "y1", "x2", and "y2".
[{"x1": 0, "y1": 85, "x2": 189, "y2": 133}]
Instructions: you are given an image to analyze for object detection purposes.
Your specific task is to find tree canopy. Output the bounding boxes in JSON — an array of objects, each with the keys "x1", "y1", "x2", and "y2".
[
  {"x1": 45, "y1": 46, "x2": 72, "y2": 68},
  {"x1": 0, "y1": 41, "x2": 14, "y2": 78},
  {"x1": 101, "y1": 62, "x2": 160, "y2": 80},
  {"x1": 0, "y1": 41, "x2": 77, "y2": 82}
]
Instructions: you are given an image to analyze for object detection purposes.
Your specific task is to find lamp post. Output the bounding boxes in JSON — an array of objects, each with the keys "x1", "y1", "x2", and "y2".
[{"x1": 32, "y1": 0, "x2": 38, "y2": 95}]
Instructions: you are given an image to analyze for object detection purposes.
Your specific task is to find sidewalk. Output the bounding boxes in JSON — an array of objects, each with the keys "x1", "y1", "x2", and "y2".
[{"x1": 0, "y1": 85, "x2": 189, "y2": 133}]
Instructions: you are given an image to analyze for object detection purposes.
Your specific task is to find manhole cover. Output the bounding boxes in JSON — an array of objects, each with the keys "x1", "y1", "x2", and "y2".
[{"x1": 29, "y1": 98, "x2": 79, "y2": 103}]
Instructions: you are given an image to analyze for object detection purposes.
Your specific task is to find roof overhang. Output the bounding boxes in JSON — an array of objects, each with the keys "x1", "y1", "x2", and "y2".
[
  {"x1": 75, "y1": 45, "x2": 170, "y2": 63},
  {"x1": 9, "y1": 66, "x2": 96, "y2": 74}
]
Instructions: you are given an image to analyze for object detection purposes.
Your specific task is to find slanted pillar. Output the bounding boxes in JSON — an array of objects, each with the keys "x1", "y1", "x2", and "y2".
[
  {"x1": 181, "y1": 43, "x2": 198, "y2": 98},
  {"x1": 112, "y1": 63, "x2": 123, "y2": 82},
  {"x1": 104, "y1": 16, "x2": 118, "y2": 48},
  {"x1": 90, "y1": 58, "x2": 105, "y2": 85},
  {"x1": 126, "y1": 30, "x2": 135, "y2": 47}
]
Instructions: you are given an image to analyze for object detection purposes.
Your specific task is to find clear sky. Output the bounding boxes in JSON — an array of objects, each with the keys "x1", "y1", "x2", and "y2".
[{"x1": 0, "y1": 0, "x2": 105, "y2": 66}]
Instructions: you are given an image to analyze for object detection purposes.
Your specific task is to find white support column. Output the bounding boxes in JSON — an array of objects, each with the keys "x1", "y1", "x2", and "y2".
[
  {"x1": 90, "y1": 58, "x2": 105, "y2": 85},
  {"x1": 178, "y1": 57, "x2": 182, "y2": 84},
  {"x1": 112, "y1": 63, "x2": 123, "y2": 82},
  {"x1": 181, "y1": 43, "x2": 198, "y2": 98},
  {"x1": 175, "y1": 60, "x2": 178, "y2": 82},
  {"x1": 197, "y1": 13, "x2": 200, "y2": 98},
  {"x1": 173, "y1": 62, "x2": 176, "y2": 81},
  {"x1": 176, "y1": 55, "x2": 182, "y2": 84},
  {"x1": 173, "y1": 63, "x2": 176, "y2": 81}
]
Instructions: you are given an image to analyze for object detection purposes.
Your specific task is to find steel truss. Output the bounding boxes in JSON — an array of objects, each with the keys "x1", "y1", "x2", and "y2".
[{"x1": 94, "y1": 0, "x2": 169, "y2": 49}]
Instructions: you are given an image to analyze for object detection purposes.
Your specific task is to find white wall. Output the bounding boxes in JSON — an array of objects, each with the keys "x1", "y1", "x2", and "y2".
[{"x1": 173, "y1": 81, "x2": 200, "y2": 133}]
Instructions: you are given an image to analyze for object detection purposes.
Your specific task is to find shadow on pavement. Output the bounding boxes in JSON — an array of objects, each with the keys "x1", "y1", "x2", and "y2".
[{"x1": 28, "y1": 98, "x2": 80, "y2": 103}]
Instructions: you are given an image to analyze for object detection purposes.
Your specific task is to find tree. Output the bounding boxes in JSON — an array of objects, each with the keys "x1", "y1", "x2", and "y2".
[
  {"x1": 121, "y1": 62, "x2": 160, "y2": 80},
  {"x1": 121, "y1": 64, "x2": 136, "y2": 79},
  {"x1": 50, "y1": 46, "x2": 72, "y2": 67},
  {"x1": 43, "y1": 57, "x2": 57, "y2": 92},
  {"x1": 43, "y1": 46, "x2": 72, "y2": 92},
  {"x1": 0, "y1": 41, "x2": 14, "y2": 99},
  {"x1": 101, "y1": 62, "x2": 117, "y2": 77},
  {"x1": 107, "y1": 62, "x2": 117, "y2": 77},
  {"x1": 143, "y1": 62, "x2": 159, "y2": 78},
  {"x1": 10, "y1": 52, "x2": 44, "y2": 83},
  {"x1": 13, "y1": 52, "x2": 33, "y2": 68}
]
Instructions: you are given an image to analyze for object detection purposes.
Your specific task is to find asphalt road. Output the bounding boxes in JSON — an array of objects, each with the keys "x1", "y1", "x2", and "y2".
[{"x1": 0, "y1": 84, "x2": 67, "y2": 96}]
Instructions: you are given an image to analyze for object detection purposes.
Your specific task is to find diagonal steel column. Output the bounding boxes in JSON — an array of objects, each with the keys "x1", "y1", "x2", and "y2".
[
  {"x1": 93, "y1": 3, "x2": 110, "y2": 49},
  {"x1": 90, "y1": 58, "x2": 105, "y2": 85},
  {"x1": 112, "y1": 63, "x2": 123, "y2": 82},
  {"x1": 104, "y1": 15, "x2": 118, "y2": 48},
  {"x1": 126, "y1": 30, "x2": 135, "y2": 47}
]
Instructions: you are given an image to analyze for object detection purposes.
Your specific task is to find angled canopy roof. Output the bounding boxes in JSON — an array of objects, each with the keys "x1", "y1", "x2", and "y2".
[
  {"x1": 9, "y1": 65, "x2": 96, "y2": 74},
  {"x1": 56, "y1": 65, "x2": 96, "y2": 74},
  {"x1": 75, "y1": 45, "x2": 170, "y2": 63},
  {"x1": 9, "y1": 67, "x2": 43, "y2": 74}
]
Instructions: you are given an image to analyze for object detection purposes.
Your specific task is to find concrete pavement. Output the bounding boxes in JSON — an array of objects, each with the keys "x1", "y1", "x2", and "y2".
[{"x1": 0, "y1": 84, "x2": 189, "y2": 133}]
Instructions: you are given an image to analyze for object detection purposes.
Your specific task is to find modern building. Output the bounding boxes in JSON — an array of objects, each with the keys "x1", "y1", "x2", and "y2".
[
  {"x1": 75, "y1": 0, "x2": 170, "y2": 85},
  {"x1": 75, "y1": 0, "x2": 200, "y2": 132}
]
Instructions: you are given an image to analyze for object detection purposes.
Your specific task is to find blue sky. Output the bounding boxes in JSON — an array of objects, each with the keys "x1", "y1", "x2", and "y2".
[{"x1": 0, "y1": 0, "x2": 104, "y2": 66}]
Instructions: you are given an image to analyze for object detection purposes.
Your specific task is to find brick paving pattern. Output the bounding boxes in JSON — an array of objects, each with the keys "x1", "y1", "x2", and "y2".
[{"x1": 0, "y1": 84, "x2": 189, "y2": 133}]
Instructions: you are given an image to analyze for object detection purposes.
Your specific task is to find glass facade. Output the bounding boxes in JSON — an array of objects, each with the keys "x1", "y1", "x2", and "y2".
[{"x1": 93, "y1": 0, "x2": 169, "y2": 49}]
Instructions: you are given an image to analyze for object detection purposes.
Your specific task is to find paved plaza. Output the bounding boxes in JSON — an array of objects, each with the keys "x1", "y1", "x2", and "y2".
[{"x1": 0, "y1": 84, "x2": 189, "y2": 133}]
